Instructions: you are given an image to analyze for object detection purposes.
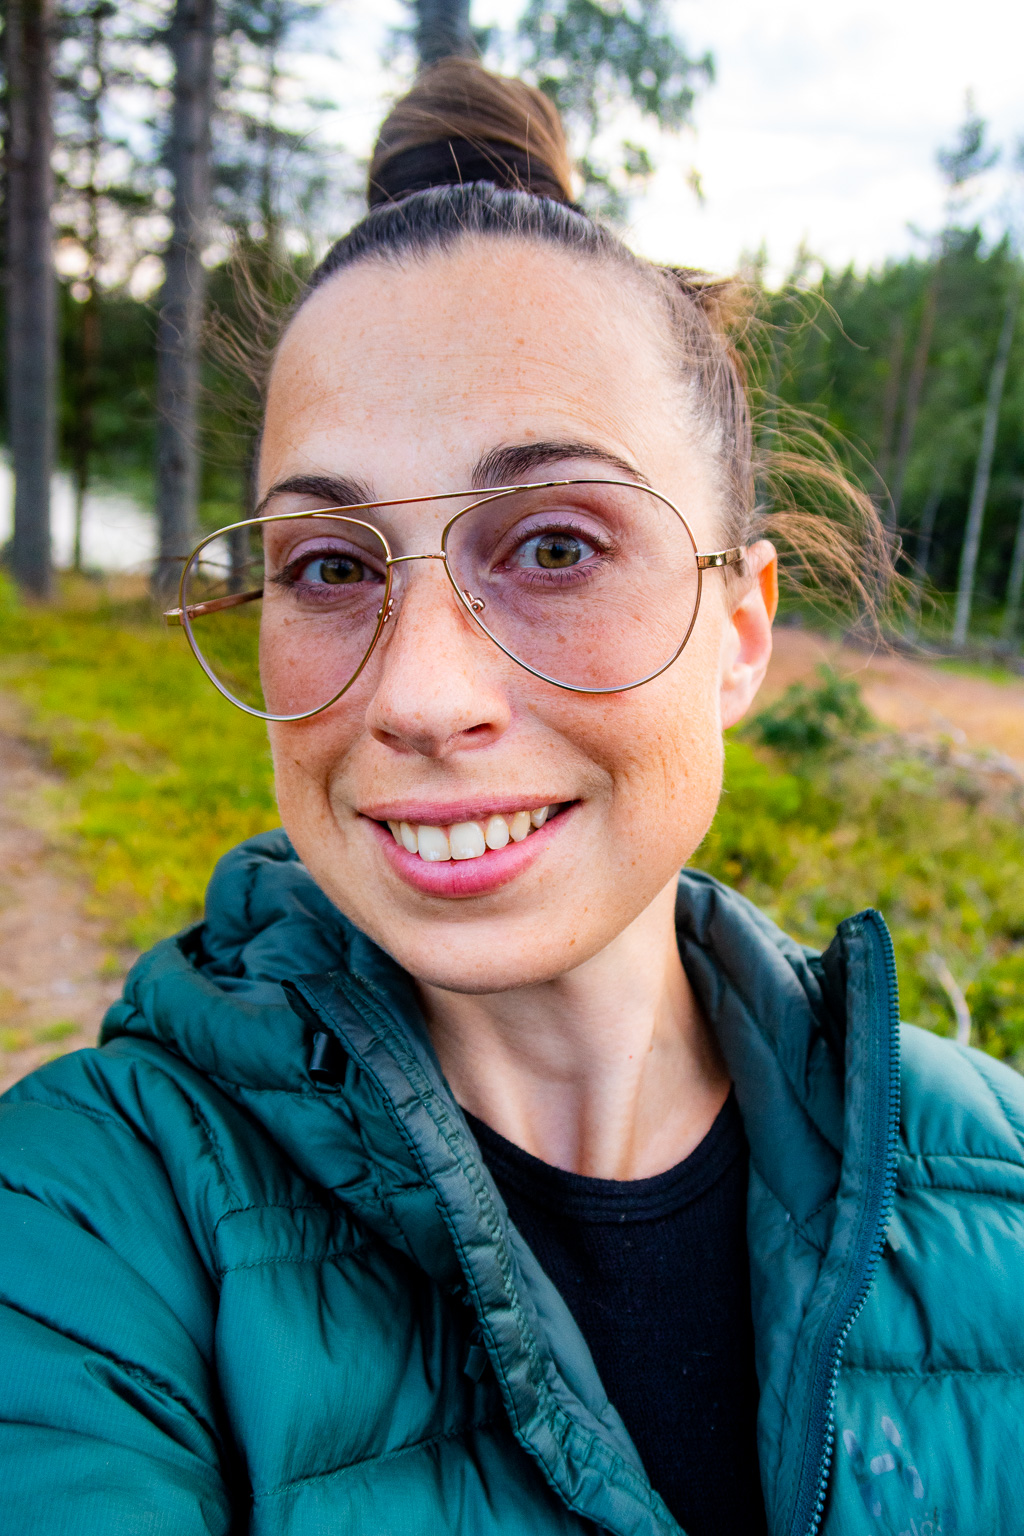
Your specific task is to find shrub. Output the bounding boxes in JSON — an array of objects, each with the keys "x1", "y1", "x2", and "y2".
[{"x1": 748, "y1": 665, "x2": 873, "y2": 756}]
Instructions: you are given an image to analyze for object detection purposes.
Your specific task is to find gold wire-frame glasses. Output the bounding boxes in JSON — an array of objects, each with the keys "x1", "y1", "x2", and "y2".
[{"x1": 165, "y1": 478, "x2": 745, "y2": 722}]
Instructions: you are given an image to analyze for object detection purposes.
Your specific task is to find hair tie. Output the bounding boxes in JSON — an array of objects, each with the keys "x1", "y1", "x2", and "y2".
[{"x1": 368, "y1": 137, "x2": 570, "y2": 208}]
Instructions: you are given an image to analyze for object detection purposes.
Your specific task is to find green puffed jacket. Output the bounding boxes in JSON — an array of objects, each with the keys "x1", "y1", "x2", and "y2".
[{"x1": 2, "y1": 831, "x2": 1023, "y2": 1536}]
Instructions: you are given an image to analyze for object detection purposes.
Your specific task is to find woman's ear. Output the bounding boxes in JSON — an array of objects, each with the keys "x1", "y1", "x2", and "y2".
[{"x1": 719, "y1": 540, "x2": 777, "y2": 730}]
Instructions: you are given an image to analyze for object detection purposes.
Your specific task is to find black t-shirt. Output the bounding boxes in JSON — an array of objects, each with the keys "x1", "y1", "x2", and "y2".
[{"x1": 466, "y1": 1092, "x2": 767, "y2": 1536}]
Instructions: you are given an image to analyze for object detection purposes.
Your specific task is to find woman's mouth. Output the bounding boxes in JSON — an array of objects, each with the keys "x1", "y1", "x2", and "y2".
[
  {"x1": 384, "y1": 804, "x2": 555, "y2": 861},
  {"x1": 363, "y1": 801, "x2": 573, "y2": 898}
]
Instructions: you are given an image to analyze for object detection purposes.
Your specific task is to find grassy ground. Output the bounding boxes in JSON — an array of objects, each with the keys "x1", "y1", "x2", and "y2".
[
  {"x1": 0, "y1": 575, "x2": 278, "y2": 950},
  {"x1": 2, "y1": 577, "x2": 1023, "y2": 1069}
]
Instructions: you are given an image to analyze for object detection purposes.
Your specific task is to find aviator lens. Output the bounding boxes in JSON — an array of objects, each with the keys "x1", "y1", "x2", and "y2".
[
  {"x1": 180, "y1": 515, "x2": 390, "y2": 719},
  {"x1": 444, "y1": 482, "x2": 700, "y2": 691}
]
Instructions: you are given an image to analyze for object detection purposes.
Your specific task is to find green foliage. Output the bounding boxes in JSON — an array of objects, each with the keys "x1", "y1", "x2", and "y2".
[
  {"x1": 759, "y1": 236, "x2": 1024, "y2": 632},
  {"x1": 747, "y1": 666, "x2": 873, "y2": 757},
  {"x1": 34, "y1": 1021, "x2": 80, "y2": 1044},
  {"x1": 58, "y1": 285, "x2": 158, "y2": 490},
  {"x1": 970, "y1": 951, "x2": 1024, "y2": 1062},
  {"x1": 0, "y1": 581, "x2": 278, "y2": 948},
  {"x1": 519, "y1": 0, "x2": 711, "y2": 135},
  {"x1": 517, "y1": 0, "x2": 712, "y2": 217},
  {"x1": 695, "y1": 703, "x2": 1024, "y2": 1069}
]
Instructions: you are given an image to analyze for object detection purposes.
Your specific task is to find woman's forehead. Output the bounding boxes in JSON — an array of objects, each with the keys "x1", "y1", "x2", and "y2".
[{"x1": 264, "y1": 241, "x2": 690, "y2": 482}]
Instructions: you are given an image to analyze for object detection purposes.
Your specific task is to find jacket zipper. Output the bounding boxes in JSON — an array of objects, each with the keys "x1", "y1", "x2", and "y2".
[{"x1": 795, "y1": 910, "x2": 902, "y2": 1536}]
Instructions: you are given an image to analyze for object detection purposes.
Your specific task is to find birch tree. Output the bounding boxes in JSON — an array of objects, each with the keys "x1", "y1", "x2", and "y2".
[
  {"x1": 952, "y1": 281, "x2": 1019, "y2": 646},
  {"x1": 153, "y1": 0, "x2": 217, "y2": 599},
  {"x1": 887, "y1": 281, "x2": 936, "y2": 530},
  {"x1": 1000, "y1": 486, "x2": 1024, "y2": 643},
  {"x1": 888, "y1": 107, "x2": 997, "y2": 536},
  {"x1": 5, "y1": 0, "x2": 57, "y2": 598}
]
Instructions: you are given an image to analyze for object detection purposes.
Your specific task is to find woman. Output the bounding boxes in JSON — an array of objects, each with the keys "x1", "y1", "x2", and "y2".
[{"x1": 2, "y1": 60, "x2": 1022, "y2": 1536}]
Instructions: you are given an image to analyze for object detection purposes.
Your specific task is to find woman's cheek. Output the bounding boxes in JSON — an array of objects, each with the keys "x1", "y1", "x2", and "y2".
[
  {"x1": 642, "y1": 670, "x2": 725, "y2": 864},
  {"x1": 268, "y1": 715, "x2": 351, "y2": 831}
]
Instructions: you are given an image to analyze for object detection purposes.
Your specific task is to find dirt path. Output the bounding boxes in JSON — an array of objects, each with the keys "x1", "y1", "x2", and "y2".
[
  {"x1": 766, "y1": 628, "x2": 1024, "y2": 765},
  {"x1": 0, "y1": 715, "x2": 132, "y2": 1094}
]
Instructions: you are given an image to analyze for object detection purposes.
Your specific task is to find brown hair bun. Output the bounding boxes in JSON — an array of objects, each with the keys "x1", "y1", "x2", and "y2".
[{"x1": 368, "y1": 58, "x2": 575, "y2": 208}]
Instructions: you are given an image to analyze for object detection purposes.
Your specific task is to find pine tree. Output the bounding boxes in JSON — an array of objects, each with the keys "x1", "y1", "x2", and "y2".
[
  {"x1": 153, "y1": 0, "x2": 217, "y2": 600},
  {"x1": 414, "y1": 0, "x2": 476, "y2": 68}
]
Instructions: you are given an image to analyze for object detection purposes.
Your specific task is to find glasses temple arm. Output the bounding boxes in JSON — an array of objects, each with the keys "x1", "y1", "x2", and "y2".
[
  {"x1": 164, "y1": 587, "x2": 264, "y2": 626},
  {"x1": 695, "y1": 546, "x2": 745, "y2": 570}
]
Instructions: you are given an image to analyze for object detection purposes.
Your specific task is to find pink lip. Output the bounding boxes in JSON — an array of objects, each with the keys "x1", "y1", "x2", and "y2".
[
  {"x1": 360, "y1": 795, "x2": 564, "y2": 825},
  {"x1": 364, "y1": 804, "x2": 574, "y2": 898}
]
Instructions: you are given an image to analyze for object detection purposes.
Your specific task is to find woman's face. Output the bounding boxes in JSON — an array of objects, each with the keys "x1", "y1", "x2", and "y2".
[{"x1": 260, "y1": 240, "x2": 775, "y2": 992}]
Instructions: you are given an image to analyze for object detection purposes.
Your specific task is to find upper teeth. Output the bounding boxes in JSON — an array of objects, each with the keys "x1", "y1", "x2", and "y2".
[{"x1": 386, "y1": 805, "x2": 553, "y2": 862}]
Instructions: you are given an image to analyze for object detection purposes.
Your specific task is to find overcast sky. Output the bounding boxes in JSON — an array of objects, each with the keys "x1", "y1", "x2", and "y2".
[{"x1": 318, "y1": 0, "x2": 1024, "y2": 286}]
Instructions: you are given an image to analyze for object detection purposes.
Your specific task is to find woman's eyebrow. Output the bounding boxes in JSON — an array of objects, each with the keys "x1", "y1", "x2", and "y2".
[
  {"x1": 254, "y1": 473, "x2": 377, "y2": 516},
  {"x1": 472, "y1": 441, "x2": 650, "y2": 489},
  {"x1": 254, "y1": 448, "x2": 648, "y2": 515}
]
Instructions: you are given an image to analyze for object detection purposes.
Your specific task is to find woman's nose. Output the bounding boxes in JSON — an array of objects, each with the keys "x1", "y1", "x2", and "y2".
[{"x1": 364, "y1": 564, "x2": 512, "y2": 758}]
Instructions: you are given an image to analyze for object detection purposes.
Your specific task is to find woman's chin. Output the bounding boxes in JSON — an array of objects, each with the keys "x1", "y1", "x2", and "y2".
[{"x1": 375, "y1": 927, "x2": 591, "y2": 996}]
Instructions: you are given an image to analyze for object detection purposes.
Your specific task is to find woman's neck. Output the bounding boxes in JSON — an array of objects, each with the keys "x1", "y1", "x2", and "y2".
[{"x1": 418, "y1": 878, "x2": 731, "y2": 1180}]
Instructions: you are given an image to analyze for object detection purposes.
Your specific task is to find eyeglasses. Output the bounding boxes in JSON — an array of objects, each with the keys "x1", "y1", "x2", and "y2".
[{"x1": 164, "y1": 479, "x2": 745, "y2": 722}]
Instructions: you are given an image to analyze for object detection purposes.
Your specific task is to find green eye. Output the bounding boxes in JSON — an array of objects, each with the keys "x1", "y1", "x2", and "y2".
[
  {"x1": 533, "y1": 534, "x2": 584, "y2": 569},
  {"x1": 308, "y1": 555, "x2": 364, "y2": 584}
]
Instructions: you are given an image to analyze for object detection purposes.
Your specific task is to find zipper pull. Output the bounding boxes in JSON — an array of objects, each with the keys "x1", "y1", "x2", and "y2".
[{"x1": 308, "y1": 1030, "x2": 345, "y2": 1086}]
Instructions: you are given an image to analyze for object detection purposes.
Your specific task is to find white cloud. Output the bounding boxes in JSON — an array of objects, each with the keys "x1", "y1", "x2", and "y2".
[{"x1": 627, "y1": 0, "x2": 1024, "y2": 279}]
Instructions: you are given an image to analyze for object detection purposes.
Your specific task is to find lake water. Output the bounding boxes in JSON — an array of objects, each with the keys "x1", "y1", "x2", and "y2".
[{"x1": 0, "y1": 460, "x2": 156, "y2": 573}]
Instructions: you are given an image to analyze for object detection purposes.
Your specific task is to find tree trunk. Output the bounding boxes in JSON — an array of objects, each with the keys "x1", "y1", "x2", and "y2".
[
  {"x1": 888, "y1": 277, "x2": 937, "y2": 531},
  {"x1": 415, "y1": 0, "x2": 477, "y2": 69},
  {"x1": 874, "y1": 316, "x2": 905, "y2": 503},
  {"x1": 1000, "y1": 487, "x2": 1024, "y2": 644},
  {"x1": 153, "y1": 0, "x2": 216, "y2": 600},
  {"x1": 952, "y1": 283, "x2": 1020, "y2": 647},
  {"x1": 906, "y1": 456, "x2": 947, "y2": 636},
  {"x1": 5, "y1": 0, "x2": 56, "y2": 599},
  {"x1": 72, "y1": 3, "x2": 107, "y2": 574}
]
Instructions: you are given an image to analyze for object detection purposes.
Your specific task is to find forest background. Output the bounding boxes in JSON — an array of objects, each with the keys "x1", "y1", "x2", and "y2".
[{"x1": 3, "y1": 0, "x2": 1024, "y2": 1085}]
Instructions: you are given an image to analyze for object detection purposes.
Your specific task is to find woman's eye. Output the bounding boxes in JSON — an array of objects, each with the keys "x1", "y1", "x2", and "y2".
[
  {"x1": 516, "y1": 532, "x2": 595, "y2": 570},
  {"x1": 298, "y1": 554, "x2": 367, "y2": 585}
]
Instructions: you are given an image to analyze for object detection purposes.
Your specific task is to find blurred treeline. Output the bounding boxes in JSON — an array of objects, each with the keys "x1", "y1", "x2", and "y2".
[
  {"x1": 760, "y1": 228, "x2": 1024, "y2": 643},
  {"x1": 2, "y1": 2, "x2": 1024, "y2": 645}
]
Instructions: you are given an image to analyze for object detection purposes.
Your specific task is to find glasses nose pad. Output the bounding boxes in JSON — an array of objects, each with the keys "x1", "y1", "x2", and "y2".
[
  {"x1": 377, "y1": 597, "x2": 395, "y2": 623},
  {"x1": 462, "y1": 590, "x2": 486, "y2": 613}
]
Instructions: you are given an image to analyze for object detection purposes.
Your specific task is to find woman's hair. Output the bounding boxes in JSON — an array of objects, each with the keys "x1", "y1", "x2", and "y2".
[
  {"x1": 366, "y1": 58, "x2": 575, "y2": 208},
  {"x1": 252, "y1": 58, "x2": 892, "y2": 619}
]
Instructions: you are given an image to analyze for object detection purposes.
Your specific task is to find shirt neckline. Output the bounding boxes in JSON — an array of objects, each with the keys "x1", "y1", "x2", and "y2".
[{"x1": 464, "y1": 1090, "x2": 746, "y2": 1224}]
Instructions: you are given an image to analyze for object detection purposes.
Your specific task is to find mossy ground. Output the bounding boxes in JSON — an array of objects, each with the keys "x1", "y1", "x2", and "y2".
[{"x1": 0, "y1": 576, "x2": 278, "y2": 951}]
